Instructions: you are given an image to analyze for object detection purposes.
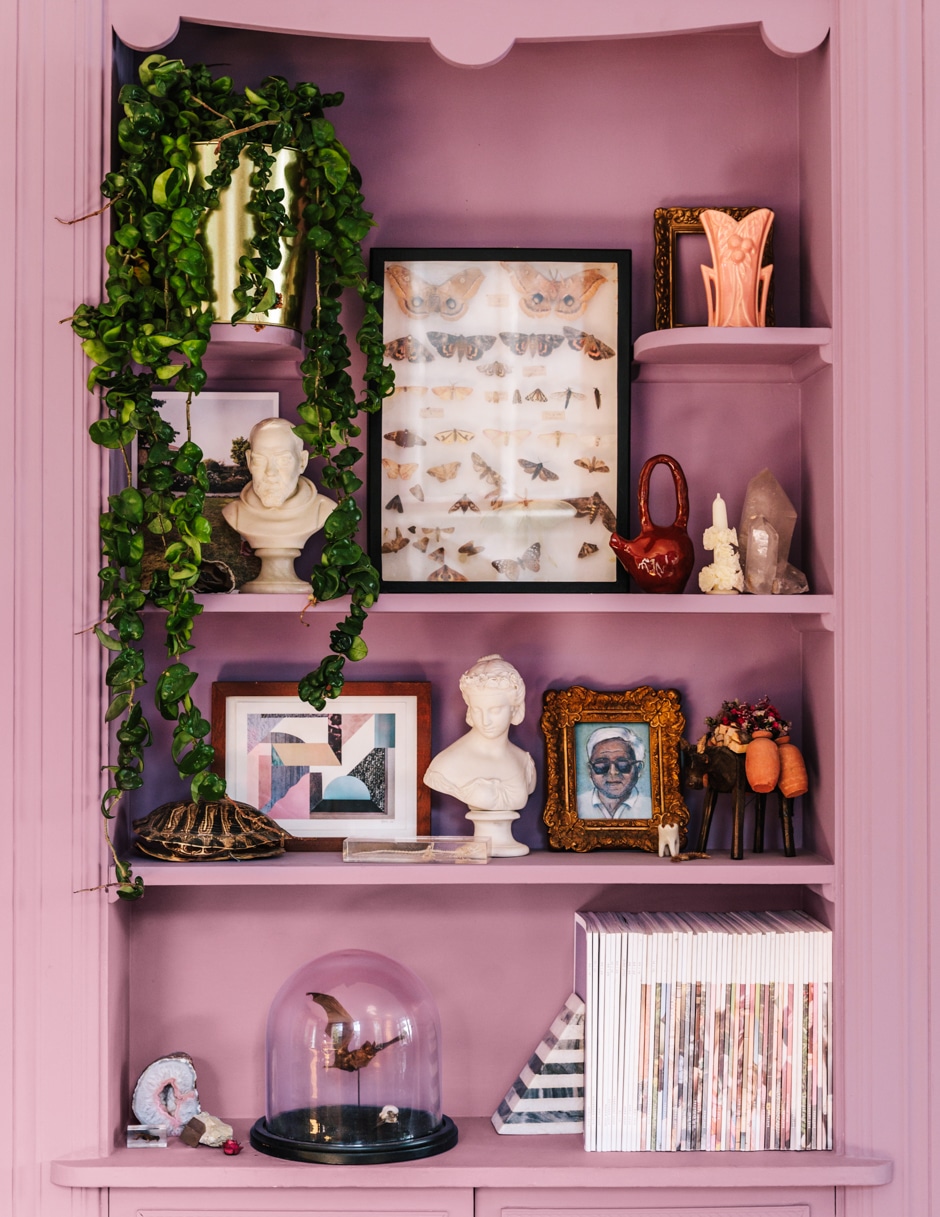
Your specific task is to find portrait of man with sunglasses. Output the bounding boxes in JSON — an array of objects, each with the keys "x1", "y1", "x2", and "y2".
[{"x1": 576, "y1": 725, "x2": 653, "y2": 820}]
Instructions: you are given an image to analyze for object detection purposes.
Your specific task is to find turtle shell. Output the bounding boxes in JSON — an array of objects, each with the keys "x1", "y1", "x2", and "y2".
[{"x1": 133, "y1": 797, "x2": 289, "y2": 861}]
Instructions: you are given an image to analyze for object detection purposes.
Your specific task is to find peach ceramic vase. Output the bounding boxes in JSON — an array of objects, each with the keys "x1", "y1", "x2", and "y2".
[
  {"x1": 700, "y1": 207, "x2": 774, "y2": 327},
  {"x1": 745, "y1": 729, "x2": 781, "y2": 793},
  {"x1": 776, "y1": 736, "x2": 809, "y2": 798}
]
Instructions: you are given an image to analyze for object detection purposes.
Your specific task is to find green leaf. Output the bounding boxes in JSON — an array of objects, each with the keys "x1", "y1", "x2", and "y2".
[
  {"x1": 94, "y1": 625, "x2": 123, "y2": 652},
  {"x1": 105, "y1": 691, "x2": 134, "y2": 722},
  {"x1": 152, "y1": 167, "x2": 184, "y2": 210}
]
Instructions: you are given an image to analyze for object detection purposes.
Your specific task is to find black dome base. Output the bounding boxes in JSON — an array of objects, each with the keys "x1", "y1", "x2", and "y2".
[{"x1": 250, "y1": 1107, "x2": 458, "y2": 1164}]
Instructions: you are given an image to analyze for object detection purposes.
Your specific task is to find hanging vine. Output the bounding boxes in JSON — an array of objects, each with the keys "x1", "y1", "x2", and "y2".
[{"x1": 70, "y1": 56, "x2": 392, "y2": 897}]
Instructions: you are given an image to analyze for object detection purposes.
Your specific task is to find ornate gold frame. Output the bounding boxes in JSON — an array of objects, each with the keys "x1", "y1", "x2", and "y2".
[
  {"x1": 540, "y1": 685, "x2": 688, "y2": 852},
  {"x1": 653, "y1": 206, "x2": 775, "y2": 330}
]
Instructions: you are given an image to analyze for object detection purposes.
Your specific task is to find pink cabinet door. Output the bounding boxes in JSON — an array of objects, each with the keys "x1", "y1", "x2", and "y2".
[
  {"x1": 108, "y1": 1189, "x2": 474, "y2": 1217},
  {"x1": 475, "y1": 1195, "x2": 832, "y2": 1217}
]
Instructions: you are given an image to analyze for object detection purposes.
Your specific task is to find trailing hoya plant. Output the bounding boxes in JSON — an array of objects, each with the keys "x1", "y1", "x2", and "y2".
[{"x1": 70, "y1": 55, "x2": 392, "y2": 898}]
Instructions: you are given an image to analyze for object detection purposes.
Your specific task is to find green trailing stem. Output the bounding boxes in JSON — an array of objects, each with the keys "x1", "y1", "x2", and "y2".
[{"x1": 74, "y1": 56, "x2": 392, "y2": 897}]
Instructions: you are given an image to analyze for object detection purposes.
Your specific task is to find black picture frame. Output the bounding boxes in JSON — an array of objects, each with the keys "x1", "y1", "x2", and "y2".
[{"x1": 368, "y1": 247, "x2": 631, "y2": 593}]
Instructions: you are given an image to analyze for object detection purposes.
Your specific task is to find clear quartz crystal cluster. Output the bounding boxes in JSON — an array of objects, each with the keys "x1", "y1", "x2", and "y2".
[{"x1": 737, "y1": 469, "x2": 808, "y2": 595}]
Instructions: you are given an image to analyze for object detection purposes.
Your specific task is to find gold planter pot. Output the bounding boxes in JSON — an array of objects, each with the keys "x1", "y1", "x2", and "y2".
[{"x1": 193, "y1": 142, "x2": 307, "y2": 332}]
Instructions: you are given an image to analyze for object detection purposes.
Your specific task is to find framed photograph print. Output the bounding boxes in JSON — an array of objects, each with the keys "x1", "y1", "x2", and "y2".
[
  {"x1": 368, "y1": 248, "x2": 631, "y2": 593},
  {"x1": 211, "y1": 681, "x2": 431, "y2": 851},
  {"x1": 540, "y1": 684, "x2": 688, "y2": 853}
]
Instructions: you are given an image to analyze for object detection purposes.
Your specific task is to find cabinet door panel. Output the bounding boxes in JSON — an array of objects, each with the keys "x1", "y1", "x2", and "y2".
[{"x1": 108, "y1": 1190, "x2": 473, "y2": 1217}]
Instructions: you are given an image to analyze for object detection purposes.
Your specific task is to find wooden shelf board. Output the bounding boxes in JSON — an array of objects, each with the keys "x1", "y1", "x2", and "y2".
[
  {"x1": 117, "y1": 850, "x2": 835, "y2": 890},
  {"x1": 51, "y1": 1116, "x2": 890, "y2": 1190},
  {"x1": 190, "y1": 593, "x2": 835, "y2": 615},
  {"x1": 633, "y1": 327, "x2": 833, "y2": 383}
]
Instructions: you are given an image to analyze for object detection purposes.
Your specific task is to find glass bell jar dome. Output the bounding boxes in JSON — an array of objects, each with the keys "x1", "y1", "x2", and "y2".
[{"x1": 250, "y1": 948, "x2": 458, "y2": 1163}]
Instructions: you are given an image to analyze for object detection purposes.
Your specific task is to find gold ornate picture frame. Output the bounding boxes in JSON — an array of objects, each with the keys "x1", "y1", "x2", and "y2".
[
  {"x1": 653, "y1": 206, "x2": 775, "y2": 329},
  {"x1": 540, "y1": 685, "x2": 688, "y2": 852}
]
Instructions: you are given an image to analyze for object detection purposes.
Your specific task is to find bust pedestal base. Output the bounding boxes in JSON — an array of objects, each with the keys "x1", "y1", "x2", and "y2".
[
  {"x1": 465, "y1": 807, "x2": 529, "y2": 857},
  {"x1": 240, "y1": 548, "x2": 309, "y2": 594}
]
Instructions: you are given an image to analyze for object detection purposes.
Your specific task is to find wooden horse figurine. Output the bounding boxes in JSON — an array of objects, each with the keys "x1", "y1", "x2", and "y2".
[{"x1": 683, "y1": 742, "x2": 797, "y2": 860}]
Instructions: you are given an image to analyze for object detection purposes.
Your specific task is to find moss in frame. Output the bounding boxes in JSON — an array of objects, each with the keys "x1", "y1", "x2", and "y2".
[
  {"x1": 653, "y1": 206, "x2": 775, "y2": 330},
  {"x1": 540, "y1": 684, "x2": 688, "y2": 852}
]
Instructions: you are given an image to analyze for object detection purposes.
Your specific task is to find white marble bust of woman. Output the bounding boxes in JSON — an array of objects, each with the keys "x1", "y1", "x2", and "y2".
[{"x1": 423, "y1": 655, "x2": 536, "y2": 856}]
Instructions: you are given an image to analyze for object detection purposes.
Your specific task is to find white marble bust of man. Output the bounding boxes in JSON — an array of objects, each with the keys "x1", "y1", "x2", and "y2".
[{"x1": 222, "y1": 417, "x2": 335, "y2": 552}]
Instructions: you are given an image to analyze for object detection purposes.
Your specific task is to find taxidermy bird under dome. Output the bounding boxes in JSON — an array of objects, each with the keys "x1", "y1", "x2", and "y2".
[{"x1": 251, "y1": 948, "x2": 458, "y2": 1163}]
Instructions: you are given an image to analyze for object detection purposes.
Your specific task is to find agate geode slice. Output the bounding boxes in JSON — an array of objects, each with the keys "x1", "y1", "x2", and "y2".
[
  {"x1": 132, "y1": 1051, "x2": 201, "y2": 1134},
  {"x1": 133, "y1": 797, "x2": 289, "y2": 861}
]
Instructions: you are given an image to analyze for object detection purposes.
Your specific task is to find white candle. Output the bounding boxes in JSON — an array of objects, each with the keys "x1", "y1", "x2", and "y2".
[{"x1": 712, "y1": 493, "x2": 728, "y2": 531}]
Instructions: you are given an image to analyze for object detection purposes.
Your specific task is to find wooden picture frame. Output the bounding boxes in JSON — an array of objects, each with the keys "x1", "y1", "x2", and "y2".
[
  {"x1": 368, "y1": 247, "x2": 631, "y2": 592},
  {"x1": 540, "y1": 684, "x2": 688, "y2": 852},
  {"x1": 653, "y1": 206, "x2": 775, "y2": 329},
  {"x1": 211, "y1": 681, "x2": 431, "y2": 851}
]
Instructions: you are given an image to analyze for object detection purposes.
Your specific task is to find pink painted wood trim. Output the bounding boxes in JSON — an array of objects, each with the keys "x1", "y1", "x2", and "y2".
[
  {"x1": 188, "y1": 593, "x2": 836, "y2": 614},
  {"x1": 108, "y1": 0, "x2": 831, "y2": 63},
  {"x1": 51, "y1": 1116, "x2": 891, "y2": 1190}
]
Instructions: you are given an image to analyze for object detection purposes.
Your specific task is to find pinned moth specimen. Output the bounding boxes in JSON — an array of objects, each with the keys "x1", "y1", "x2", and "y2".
[
  {"x1": 307, "y1": 992, "x2": 402, "y2": 1073},
  {"x1": 432, "y1": 383, "x2": 473, "y2": 401},
  {"x1": 574, "y1": 456, "x2": 610, "y2": 474},
  {"x1": 564, "y1": 491, "x2": 617, "y2": 531},
  {"x1": 409, "y1": 484, "x2": 425, "y2": 501},
  {"x1": 499, "y1": 331, "x2": 564, "y2": 358},
  {"x1": 492, "y1": 542, "x2": 541, "y2": 580},
  {"x1": 512, "y1": 389, "x2": 522, "y2": 404},
  {"x1": 524, "y1": 387, "x2": 548, "y2": 403},
  {"x1": 426, "y1": 331, "x2": 496, "y2": 362},
  {"x1": 563, "y1": 326, "x2": 615, "y2": 360},
  {"x1": 458, "y1": 541, "x2": 484, "y2": 557},
  {"x1": 386, "y1": 264, "x2": 484, "y2": 320},
  {"x1": 594, "y1": 387, "x2": 602, "y2": 410},
  {"x1": 385, "y1": 494, "x2": 403, "y2": 513},
  {"x1": 518, "y1": 458, "x2": 559, "y2": 482},
  {"x1": 428, "y1": 564, "x2": 469, "y2": 582},
  {"x1": 501, "y1": 261, "x2": 608, "y2": 319},
  {"x1": 477, "y1": 360, "x2": 512, "y2": 377},
  {"x1": 428, "y1": 547, "x2": 447, "y2": 564},
  {"x1": 427, "y1": 462, "x2": 461, "y2": 482},
  {"x1": 471, "y1": 451, "x2": 504, "y2": 497},
  {"x1": 449, "y1": 495, "x2": 481, "y2": 514},
  {"x1": 579, "y1": 542, "x2": 600, "y2": 558},
  {"x1": 392, "y1": 384, "x2": 429, "y2": 397},
  {"x1": 435, "y1": 428, "x2": 475, "y2": 444},
  {"x1": 419, "y1": 526, "x2": 455, "y2": 543},
  {"x1": 484, "y1": 390, "x2": 507, "y2": 403},
  {"x1": 551, "y1": 387, "x2": 587, "y2": 410},
  {"x1": 539, "y1": 430, "x2": 576, "y2": 447},
  {"x1": 384, "y1": 334, "x2": 435, "y2": 362},
  {"x1": 381, "y1": 527, "x2": 410, "y2": 554},
  {"x1": 484, "y1": 428, "x2": 530, "y2": 447},
  {"x1": 381, "y1": 458, "x2": 418, "y2": 480},
  {"x1": 384, "y1": 429, "x2": 427, "y2": 448}
]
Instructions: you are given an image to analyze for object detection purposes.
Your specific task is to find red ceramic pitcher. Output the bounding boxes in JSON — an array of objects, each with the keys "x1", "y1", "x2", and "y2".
[{"x1": 609, "y1": 453, "x2": 695, "y2": 593}]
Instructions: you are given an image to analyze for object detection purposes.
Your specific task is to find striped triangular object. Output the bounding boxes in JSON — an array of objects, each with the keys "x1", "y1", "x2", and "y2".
[{"x1": 491, "y1": 993, "x2": 585, "y2": 1134}]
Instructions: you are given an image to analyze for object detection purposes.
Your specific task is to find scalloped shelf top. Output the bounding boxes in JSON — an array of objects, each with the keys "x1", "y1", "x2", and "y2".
[{"x1": 633, "y1": 326, "x2": 833, "y2": 383}]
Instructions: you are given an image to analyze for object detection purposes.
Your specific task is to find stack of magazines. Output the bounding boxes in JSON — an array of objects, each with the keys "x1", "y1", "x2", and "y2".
[{"x1": 574, "y1": 909, "x2": 832, "y2": 1152}]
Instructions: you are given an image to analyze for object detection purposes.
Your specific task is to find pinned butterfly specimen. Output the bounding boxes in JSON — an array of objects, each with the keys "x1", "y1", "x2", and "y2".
[
  {"x1": 484, "y1": 390, "x2": 507, "y2": 404},
  {"x1": 384, "y1": 429, "x2": 426, "y2": 448},
  {"x1": 308, "y1": 992, "x2": 401, "y2": 1073},
  {"x1": 385, "y1": 334, "x2": 435, "y2": 362},
  {"x1": 484, "y1": 428, "x2": 531, "y2": 447},
  {"x1": 501, "y1": 262, "x2": 608, "y2": 319},
  {"x1": 427, "y1": 462, "x2": 461, "y2": 482},
  {"x1": 428, "y1": 564, "x2": 469, "y2": 582},
  {"x1": 409, "y1": 484, "x2": 425, "y2": 501},
  {"x1": 563, "y1": 326, "x2": 616, "y2": 360},
  {"x1": 499, "y1": 331, "x2": 565, "y2": 359},
  {"x1": 563, "y1": 491, "x2": 618, "y2": 531},
  {"x1": 426, "y1": 332, "x2": 496, "y2": 362},
  {"x1": 432, "y1": 383, "x2": 473, "y2": 401},
  {"x1": 381, "y1": 527, "x2": 410, "y2": 554},
  {"x1": 539, "y1": 430, "x2": 575, "y2": 447},
  {"x1": 524, "y1": 388, "x2": 548, "y2": 403},
  {"x1": 471, "y1": 451, "x2": 504, "y2": 498},
  {"x1": 385, "y1": 494, "x2": 403, "y2": 513},
  {"x1": 477, "y1": 361, "x2": 512, "y2": 377},
  {"x1": 435, "y1": 428, "x2": 475, "y2": 444},
  {"x1": 458, "y1": 541, "x2": 484, "y2": 557},
  {"x1": 579, "y1": 542, "x2": 600, "y2": 558},
  {"x1": 518, "y1": 458, "x2": 559, "y2": 482},
  {"x1": 381, "y1": 458, "x2": 418, "y2": 480},
  {"x1": 491, "y1": 542, "x2": 541, "y2": 580},
  {"x1": 449, "y1": 495, "x2": 480, "y2": 514},
  {"x1": 551, "y1": 387, "x2": 587, "y2": 410},
  {"x1": 574, "y1": 456, "x2": 610, "y2": 474},
  {"x1": 386, "y1": 264, "x2": 484, "y2": 320}
]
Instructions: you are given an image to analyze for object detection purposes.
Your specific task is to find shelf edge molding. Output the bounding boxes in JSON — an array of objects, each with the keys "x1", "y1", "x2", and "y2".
[{"x1": 109, "y1": 0, "x2": 832, "y2": 62}]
